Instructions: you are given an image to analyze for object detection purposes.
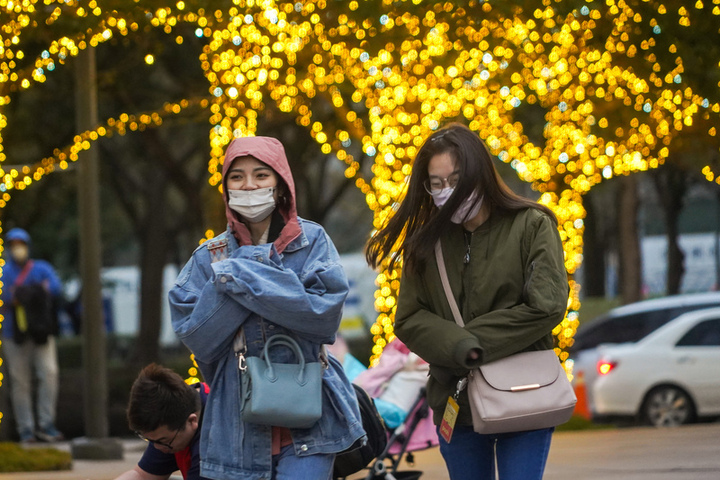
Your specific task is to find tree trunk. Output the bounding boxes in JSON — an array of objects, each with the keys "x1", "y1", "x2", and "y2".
[
  {"x1": 132, "y1": 174, "x2": 169, "y2": 366},
  {"x1": 581, "y1": 191, "x2": 606, "y2": 297},
  {"x1": 651, "y1": 166, "x2": 687, "y2": 295},
  {"x1": 665, "y1": 210, "x2": 685, "y2": 295},
  {"x1": 617, "y1": 175, "x2": 642, "y2": 304}
]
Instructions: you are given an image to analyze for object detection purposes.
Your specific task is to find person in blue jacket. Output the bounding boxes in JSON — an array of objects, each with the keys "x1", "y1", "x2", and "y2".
[
  {"x1": 169, "y1": 136, "x2": 365, "y2": 480},
  {"x1": 1, "y1": 227, "x2": 64, "y2": 443}
]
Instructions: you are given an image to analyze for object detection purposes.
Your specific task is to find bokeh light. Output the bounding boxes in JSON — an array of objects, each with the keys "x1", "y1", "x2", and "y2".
[{"x1": 0, "y1": 1, "x2": 718, "y2": 382}]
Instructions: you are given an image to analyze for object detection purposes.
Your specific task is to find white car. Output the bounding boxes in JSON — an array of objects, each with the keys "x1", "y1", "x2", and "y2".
[
  {"x1": 568, "y1": 292, "x2": 720, "y2": 419},
  {"x1": 590, "y1": 307, "x2": 720, "y2": 427}
]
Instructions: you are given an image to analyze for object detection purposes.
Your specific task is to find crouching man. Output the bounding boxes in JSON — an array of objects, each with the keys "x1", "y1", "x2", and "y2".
[{"x1": 114, "y1": 363, "x2": 210, "y2": 480}]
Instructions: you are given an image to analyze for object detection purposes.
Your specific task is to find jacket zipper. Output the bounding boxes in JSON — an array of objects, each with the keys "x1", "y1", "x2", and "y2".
[{"x1": 464, "y1": 230, "x2": 472, "y2": 264}]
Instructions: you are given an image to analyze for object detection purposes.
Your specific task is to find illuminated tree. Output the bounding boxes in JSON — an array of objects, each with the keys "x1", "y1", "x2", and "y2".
[{"x1": 1, "y1": 1, "x2": 719, "y2": 386}]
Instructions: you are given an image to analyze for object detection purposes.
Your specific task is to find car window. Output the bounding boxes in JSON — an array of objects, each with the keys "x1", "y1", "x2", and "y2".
[
  {"x1": 570, "y1": 301, "x2": 720, "y2": 352},
  {"x1": 676, "y1": 319, "x2": 720, "y2": 347},
  {"x1": 572, "y1": 311, "x2": 670, "y2": 351}
]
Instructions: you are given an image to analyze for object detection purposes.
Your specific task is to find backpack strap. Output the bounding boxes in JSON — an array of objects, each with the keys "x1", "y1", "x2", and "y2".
[{"x1": 14, "y1": 260, "x2": 35, "y2": 287}]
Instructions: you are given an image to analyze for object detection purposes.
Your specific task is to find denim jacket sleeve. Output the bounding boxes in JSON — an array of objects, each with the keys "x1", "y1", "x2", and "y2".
[
  {"x1": 170, "y1": 225, "x2": 350, "y2": 363},
  {"x1": 169, "y1": 247, "x2": 253, "y2": 364},
  {"x1": 210, "y1": 228, "x2": 349, "y2": 344}
]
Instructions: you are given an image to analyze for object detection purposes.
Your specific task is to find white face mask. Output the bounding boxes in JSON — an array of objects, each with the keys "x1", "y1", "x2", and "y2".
[
  {"x1": 431, "y1": 187, "x2": 454, "y2": 207},
  {"x1": 9, "y1": 243, "x2": 30, "y2": 264},
  {"x1": 431, "y1": 187, "x2": 484, "y2": 224},
  {"x1": 451, "y1": 191, "x2": 484, "y2": 224},
  {"x1": 228, "y1": 187, "x2": 277, "y2": 223}
]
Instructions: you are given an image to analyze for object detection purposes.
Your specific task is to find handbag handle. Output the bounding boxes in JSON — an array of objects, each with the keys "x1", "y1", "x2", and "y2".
[
  {"x1": 261, "y1": 334, "x2": 308, "y2": 384},
  {"x1": 435, "y1": 241, "x2": 465, "y2": 328},
  {"x1": 235, "y1": 327, "x2": 330, "y2": 373}
]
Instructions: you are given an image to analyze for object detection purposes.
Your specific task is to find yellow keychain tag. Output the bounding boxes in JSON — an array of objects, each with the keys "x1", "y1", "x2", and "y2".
[
  {"x1": 16, "y1": 305, "x2": 28, "y2": 333},
  {"x1": 439, "y1": 396, "x2": 459, "y2": 443}
]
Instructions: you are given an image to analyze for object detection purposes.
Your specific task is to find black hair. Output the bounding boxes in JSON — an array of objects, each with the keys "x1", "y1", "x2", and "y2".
[
  {"x1": 126, "y1": 363, "x2": 200, "y2": 433},
  {"x1": 366, "y1": 123, "x2": 556, "y2": 274}
]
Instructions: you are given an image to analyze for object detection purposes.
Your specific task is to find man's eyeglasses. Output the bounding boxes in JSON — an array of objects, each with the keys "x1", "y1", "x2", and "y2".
[
  {"x1": 424, "y1": 172, "x2": 460, "y2": 195},
  {"x1": 135, "y1": 428, "x2": 180, "y2": 450}
]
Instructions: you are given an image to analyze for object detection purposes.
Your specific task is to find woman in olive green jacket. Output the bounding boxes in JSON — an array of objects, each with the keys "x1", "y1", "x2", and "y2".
[{"x1": 366, "y1": 123, "x2": 569, "y2": 480}]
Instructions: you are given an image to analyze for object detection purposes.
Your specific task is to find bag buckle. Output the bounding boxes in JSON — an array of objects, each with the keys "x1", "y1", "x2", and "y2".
[
  {"x1": 237, "y1": 351, "x2": 247, "y2": 372},
  {"x1": 453, "y1": 377, "x2": 468, "y2": 400},
  {"x1": 234, "y1": 328, "x2": 247, "y2": 371}
]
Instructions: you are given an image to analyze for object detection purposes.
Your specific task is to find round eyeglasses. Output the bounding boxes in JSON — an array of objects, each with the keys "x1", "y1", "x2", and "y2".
[{"x1": 424, "y1": 172, "x2": 460, "y2": 195}]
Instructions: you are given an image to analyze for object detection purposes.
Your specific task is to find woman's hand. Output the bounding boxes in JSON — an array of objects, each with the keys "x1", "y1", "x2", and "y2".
[{"x1": 466, "y1": 348, "x2": 482, "y2": 363}]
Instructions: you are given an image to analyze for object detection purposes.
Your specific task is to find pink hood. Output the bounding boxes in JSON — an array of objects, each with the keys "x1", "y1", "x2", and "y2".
[{"x1": 222, "y1": 136, "x2": 301, "y2": 253}]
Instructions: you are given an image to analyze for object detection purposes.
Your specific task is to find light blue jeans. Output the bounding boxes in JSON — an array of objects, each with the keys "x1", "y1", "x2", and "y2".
[
  {"x1": 2, "y1": 336, "x2": 60, "y2": 437},
  {"x1": 438, "y1": 425, "x2": 554, "y2": 480},
  {"x1": 272, "y1": 444, "x2": 335, "y2": 480}
]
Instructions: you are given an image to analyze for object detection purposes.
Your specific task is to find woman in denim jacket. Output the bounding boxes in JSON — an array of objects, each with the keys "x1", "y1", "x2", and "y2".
[{"x1": 169, "y1": 136, "x2": 365, "y2": 480}]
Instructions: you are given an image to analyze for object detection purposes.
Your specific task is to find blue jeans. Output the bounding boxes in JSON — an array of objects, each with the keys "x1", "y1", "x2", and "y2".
[
  {"x1": 438, "y1": 425, "x2": 554, "y2": 480},
  {"x1": 272, "y1": 444, "x2": 335, "y2": 480}
]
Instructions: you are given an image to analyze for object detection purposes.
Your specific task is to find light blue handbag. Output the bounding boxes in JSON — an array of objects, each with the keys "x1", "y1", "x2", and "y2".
[{"x1": 240, "y1": 334, "x2": 323, "y2": 429}]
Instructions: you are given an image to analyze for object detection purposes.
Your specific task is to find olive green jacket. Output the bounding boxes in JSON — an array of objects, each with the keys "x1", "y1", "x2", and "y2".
[{"x1": 394, "y1": 207, "x2": 569, "y2": 426}]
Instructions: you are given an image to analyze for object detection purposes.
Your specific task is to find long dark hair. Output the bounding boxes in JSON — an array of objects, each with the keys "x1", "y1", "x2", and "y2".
[{"x1": 365, "y1": 123, "x2": 556, "y2": 274}]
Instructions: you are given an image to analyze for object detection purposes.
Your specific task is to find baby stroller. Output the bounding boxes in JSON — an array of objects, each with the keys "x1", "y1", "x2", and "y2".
[
  {"x1": 361, "y1": 386, "x2": 436, "y2": 480},
  {"x1": 334, "y1": 338, "x2": 440, "y2": 480}
]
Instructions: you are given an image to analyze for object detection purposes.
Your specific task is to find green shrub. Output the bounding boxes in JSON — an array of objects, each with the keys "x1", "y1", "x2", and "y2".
[
  {"x1": 0, "y1": 443, "x2": 72, "y2": 472},
  {"x1": 556, "y1": 415, "x2": 615, "y2": 432},
  {"x1": 577, "y1": 297, "x2": 621, "y2": 325}
]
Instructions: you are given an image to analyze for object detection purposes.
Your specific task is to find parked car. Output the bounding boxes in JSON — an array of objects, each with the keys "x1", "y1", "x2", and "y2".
[
  {"x1": 568, "y1": 292, "x2": 720, "y2": 421},
  {"x1": 591, "y1": 307, "x2": 720, "y2": 426}
]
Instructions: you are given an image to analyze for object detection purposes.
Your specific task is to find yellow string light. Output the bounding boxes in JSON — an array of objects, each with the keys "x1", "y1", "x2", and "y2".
[{"x1": 0, "y1": 0, "x2": 718, "y2": 382}]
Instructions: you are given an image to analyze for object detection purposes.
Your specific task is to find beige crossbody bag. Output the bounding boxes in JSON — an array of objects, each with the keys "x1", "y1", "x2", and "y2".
[{"x1": 435, "y1": 241, "x2": 576, "y2": 434}]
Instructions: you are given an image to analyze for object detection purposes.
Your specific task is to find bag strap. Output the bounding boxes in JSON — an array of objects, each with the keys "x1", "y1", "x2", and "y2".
[
  {"x1": 14, "y1": 260, "x2": 35, "y2": 287},
  {"x1": 434, "y1": 241, "x2": 464, "y2": 328},
  {"x1": 436, "y1": 241, "x2": 474, "y2": 396},
  {"x1": 234, "y1": 328, "x2": 248, "y2": 371}
]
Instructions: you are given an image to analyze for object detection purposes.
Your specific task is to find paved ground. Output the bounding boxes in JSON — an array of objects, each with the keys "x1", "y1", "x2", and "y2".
[
  {"x1": 1, "y1": 423, "x2": 719, "y2": 479},
  {"x1": 543, "y1": 423, "x2": 720, "y2": 480}
]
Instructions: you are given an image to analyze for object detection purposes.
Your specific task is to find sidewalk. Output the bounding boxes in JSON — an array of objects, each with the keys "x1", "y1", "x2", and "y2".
[
  {"x1": 0, "y1": 439, "x2": 150, "y2": 480},
  {"x1": 2, "y1": 423, "x2": 719, "y2": 479}
]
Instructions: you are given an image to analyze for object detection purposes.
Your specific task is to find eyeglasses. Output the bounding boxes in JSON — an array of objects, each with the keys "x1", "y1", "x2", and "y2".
[
  {"x1": 135, "y1": 428, "x2": 180, "y2": 450},
  {"x1": 424, "y1": 172, "x2": 460, "y2": 195}
]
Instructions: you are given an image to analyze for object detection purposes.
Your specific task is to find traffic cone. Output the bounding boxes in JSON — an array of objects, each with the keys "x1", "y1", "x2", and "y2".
[{"x1": 573, "y1": 371, "x2": 591, "y2": 420}]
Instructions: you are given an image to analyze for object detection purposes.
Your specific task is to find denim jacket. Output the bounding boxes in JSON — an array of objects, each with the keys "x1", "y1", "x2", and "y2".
[{"x1": 169, "y1": 220, "x2": 365, "y2": 480}]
